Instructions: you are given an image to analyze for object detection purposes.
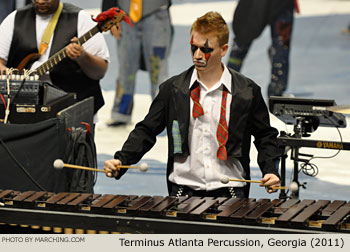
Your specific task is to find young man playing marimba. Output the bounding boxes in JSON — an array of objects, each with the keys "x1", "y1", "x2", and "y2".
[{"x1": 104, "y1": 11, "x2": 282, "y2": 198}]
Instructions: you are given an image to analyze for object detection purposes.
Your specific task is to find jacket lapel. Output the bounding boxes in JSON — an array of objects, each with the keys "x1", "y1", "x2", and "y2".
[
  {"x1": 172, "y1": 67, "x2": 194, "y2": 152},
  {"x1": 226, "y1": 68, "x2": 253, "y2": 156}
]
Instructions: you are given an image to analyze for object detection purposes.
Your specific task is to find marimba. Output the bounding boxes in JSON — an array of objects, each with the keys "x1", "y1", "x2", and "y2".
[{"x1": 0, "y1": 189, "x2": 349, "y2": 234}]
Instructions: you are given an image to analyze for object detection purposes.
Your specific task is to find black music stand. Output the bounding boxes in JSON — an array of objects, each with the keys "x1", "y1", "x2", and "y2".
[{"x1": 269, "y1": 96, "x2": 348, "y2": 199}]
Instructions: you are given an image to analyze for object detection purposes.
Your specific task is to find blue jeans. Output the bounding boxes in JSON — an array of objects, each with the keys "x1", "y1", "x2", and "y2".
[{"x1": 110, "y1": 9, "x2": 172, "y2": 123}]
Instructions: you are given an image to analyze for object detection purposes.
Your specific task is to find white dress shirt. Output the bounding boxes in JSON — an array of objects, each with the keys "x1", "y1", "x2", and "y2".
[{"x1": 169, "y1": 64, "x2": 246, "y2": 191}]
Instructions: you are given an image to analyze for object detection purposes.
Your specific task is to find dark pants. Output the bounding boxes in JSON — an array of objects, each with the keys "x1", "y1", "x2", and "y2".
[
  {"x1": 170, "y1": 184, "x2": 247, "y2": 198},
  {"x1": 228, "y1": 5, "x2": 294, "y2": 97}
]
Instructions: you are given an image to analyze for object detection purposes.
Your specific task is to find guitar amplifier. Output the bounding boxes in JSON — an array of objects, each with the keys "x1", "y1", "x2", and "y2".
[
  {"x1": 0, "y1": 79, "x2": 67, "y2": 105},
  {"x1": 0, "y1": 93, "x2": 77, "y2": 124},
  {"x1": 0, "y1": 79, "x2": 41, "y2": 105}
]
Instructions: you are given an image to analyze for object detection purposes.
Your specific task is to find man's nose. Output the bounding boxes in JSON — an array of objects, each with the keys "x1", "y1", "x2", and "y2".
[{"x1": 193, "y1": 47, "x2": 202, "y2": 58}]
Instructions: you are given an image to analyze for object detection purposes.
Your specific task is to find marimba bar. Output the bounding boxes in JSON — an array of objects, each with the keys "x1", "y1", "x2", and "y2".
[{"x1": 0, "y1": 189, "x2": 349, "y2": 234}]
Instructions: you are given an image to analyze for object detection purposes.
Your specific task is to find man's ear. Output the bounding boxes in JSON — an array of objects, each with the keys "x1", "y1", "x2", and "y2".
[{"x1": 221, "y1": 43, "x2": 229, "y2": 57}]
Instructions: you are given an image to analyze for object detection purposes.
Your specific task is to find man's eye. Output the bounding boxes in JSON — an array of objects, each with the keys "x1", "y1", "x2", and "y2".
[
  {"x1": 200, "y1": 47, "x2": 214, "y2": 53},
  {"x1": 191, "y1": 45, "x2": 198, "y2": 54},
  {"x1": 191, "y1": 45, "x2": 214, "y2": 54}
]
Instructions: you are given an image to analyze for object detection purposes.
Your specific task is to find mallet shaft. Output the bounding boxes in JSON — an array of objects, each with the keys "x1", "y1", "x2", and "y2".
[
  {"x1": 64, "y1": 163, "x2": 106, "y2": 173},
  {"x1": 229, "y1": 178, "x2": 262, "y2": 183},
  {"x1": 63, "y1": 163, "x2": 143, "y2": 172},
  {"x1": 229, "y1": 178, "x2": 288, "y2": 190}
]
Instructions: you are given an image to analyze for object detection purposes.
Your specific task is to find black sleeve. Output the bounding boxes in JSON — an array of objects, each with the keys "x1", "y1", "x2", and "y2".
[
  {"x1": 113, "y1": 82, "x2": 169, "y2": 179},
  {"x1": 250, "y1": 85, "x2": 283, "y2": 178}
]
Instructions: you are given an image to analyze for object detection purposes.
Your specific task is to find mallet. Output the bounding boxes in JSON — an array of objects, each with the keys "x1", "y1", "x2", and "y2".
[
  {"x1": 220, "y1": 175, "x2": 298, "y2": 192},
  {"x1": 53, "y1": 159, "x2": 148, "y2": 173}
]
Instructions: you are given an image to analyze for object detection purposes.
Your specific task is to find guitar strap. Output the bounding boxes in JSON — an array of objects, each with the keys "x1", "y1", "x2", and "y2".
[{"x1": 38, "y1": 2, "x2": 63, "y2": 56}]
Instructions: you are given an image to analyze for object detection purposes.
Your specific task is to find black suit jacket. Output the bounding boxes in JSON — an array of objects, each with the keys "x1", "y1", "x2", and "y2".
[{"x1": 114, "y1": 66, "x2": 282, "y2": 196}]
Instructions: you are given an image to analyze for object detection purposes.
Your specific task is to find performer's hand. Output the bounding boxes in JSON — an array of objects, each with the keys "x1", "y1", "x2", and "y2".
[
  {"x1": 0, "y1": 59, "x2": 8, "y2": 72},
  {"x1": 260, "y1": 173, "x2": 280, "y2": 193},
  {"x1": 111, "y1": 23, "x2": 122, "y2": 40},
  {"x1": 66, "y1": 37, "x2": 85, "y2": 60},
  {"x1": 104, "y1": 159, "x2": 121, "y2": 178}
]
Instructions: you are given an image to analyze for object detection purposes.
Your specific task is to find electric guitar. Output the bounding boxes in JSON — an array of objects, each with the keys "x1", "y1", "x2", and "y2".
[{"x1": 17, "y1": 7, "x2": 132, "y2": 76}]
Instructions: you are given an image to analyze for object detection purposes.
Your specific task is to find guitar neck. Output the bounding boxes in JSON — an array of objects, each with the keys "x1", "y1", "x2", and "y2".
[{"x1": 35, "y1": 25, "x2": 100, "y2": 76}]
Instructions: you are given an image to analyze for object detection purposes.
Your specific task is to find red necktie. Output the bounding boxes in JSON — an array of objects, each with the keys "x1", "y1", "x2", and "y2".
[
  {"x1": 190, "y1": 82, "x2": 204, "y2": 118},
  {"x1": 217, "y1": 88, "x2": 228, "y2": 160}
]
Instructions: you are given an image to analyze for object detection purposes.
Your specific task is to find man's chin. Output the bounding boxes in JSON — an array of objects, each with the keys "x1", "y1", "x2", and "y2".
[
  {"x1": 35, "y1": 9, "x2": 49, "y2": 15},
  {"x1": 34, "y1": 6, "x2": 54, "y2": 15}
]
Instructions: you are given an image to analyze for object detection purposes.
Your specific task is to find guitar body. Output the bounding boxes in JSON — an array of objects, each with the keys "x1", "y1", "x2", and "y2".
[{"x1": 17, "y1": 52, "x2": 40, "y2": 71}]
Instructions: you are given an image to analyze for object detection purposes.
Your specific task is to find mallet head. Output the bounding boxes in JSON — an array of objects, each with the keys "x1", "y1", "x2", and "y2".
[
  {"x1": 53, "y1": 159, "x2": 64, "y2": 170},
  {"x1": 220, "y1": 175, "x2": 230, "y2": 184},
  {"x1": 140, "y1": 162, "x2": 148, "y2": 172}
]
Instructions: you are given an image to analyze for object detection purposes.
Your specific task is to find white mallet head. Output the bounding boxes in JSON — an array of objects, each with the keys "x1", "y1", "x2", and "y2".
[
  {"x1": 289, "y1": 181, "x2": 299, "y2": 193},
  {"x1": 53, "y1": 159, "x2": 64, "y2": 170},
  {"x1": 220, "y1": 175, "x2": 230, "y2": 184},
  {"x1": 140, "y1": 162, "x2": 148, "y2": 172}
]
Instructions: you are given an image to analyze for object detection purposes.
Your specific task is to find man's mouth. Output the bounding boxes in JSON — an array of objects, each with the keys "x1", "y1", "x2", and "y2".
[
  {"x1": 35, "y1": 5, "x2": 49, "y2": 12},
  {"x1": 193, "y1": 59, "x2": 207, "y2": 67}
]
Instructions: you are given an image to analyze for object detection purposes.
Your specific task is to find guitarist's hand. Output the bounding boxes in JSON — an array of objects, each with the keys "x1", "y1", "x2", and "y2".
[
  {"x1": 66, "y1": 37, "x2": 85, "y2": 61},
  {"x1": 64, "y1": 37, "x2": 108, "y2": 80},
  {"x1": 0, "y1": 59, "x2": 8, "y2": 72}
]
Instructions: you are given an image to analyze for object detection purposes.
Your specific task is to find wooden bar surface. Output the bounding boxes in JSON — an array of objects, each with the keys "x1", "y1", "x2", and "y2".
[
  {"x1": 321, "y1": 200, "x2": 346, "y2": 217},
  {"x1": 45, "y1": 192, "x2": 70, "y2": 204},
  {"x1": 151, "y1": 197, "x2": 178, "y2": 213},
  {"x1": 56, "y1": 193, "x2": 81, "y2": 205},
  {"x1": 274, "y1": 198, "x2": 300, "y2": 214},
  {"x1": 230, "y1": 201, "x2": 260, "y2": 220},
  {"x1": 12, "y1": 191, "x2": 36, "y2": 201},
  {"x1": 0, "y1": 190, "x2": 14, "y2": 199},
  {"x1": 67, "y1": 193, "x2": 92, "y2": 206},
  {"x1": 276, "y1": 199, "x2": 315, "y2": 224},
  {"x1": 91, "y1": 194, "x2": 116, "y2": 208},
  {"x1": 291, "y1": 200, "x2": 330, "y2": 226},
  {"x1": 24, "y1": 191, "x2": 48, "y2": 202},
  {"x1": 126, "y1": 196, "x2": 153, "y2": 211},
  {"x1": 102, "y1": 195, "x2": 128, "y2": 209},
  {"x1": 176, "y1": 198, "x2": 204, "y2": 215},
  {"x1": 216, "y1": 198, "x2": 246, "y2": 219},
  {"x1": 322, "y1": 205, "x2": 350, "y2": 229},
  {"x1": 245, "y1": 201, "x2": 274, "y2": 221},
  {"x1": 139, "y1": 196, "x2": 165, "y2": 212},
  {"x1": 189, "y1": 199, "x2": 218, "y2": 216}
]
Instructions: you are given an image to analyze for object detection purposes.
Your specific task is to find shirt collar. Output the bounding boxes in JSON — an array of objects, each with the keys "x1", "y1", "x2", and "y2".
[{"x1": 189, "y1": 63, "x2": 232, "y2": 93}]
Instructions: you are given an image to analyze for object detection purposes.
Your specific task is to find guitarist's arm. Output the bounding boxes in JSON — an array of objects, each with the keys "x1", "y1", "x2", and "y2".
[{"x1": 65, "y1": 37, "x2": 108, "y2": 80}]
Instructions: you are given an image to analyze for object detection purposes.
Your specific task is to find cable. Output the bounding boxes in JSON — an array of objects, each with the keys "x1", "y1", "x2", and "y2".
[
  {"x1": 298, "y1": 115, "x2": 343, "y2": 177},
  {"x1": 10, "y1": 69, "x2": 37, "y2": 105},
  {"x1": 0, "y1": 136, "x2": 46, "y2": 191},
  {"x1": 3, "y1": 68, "x2": 12, "y2": 123},
  {"x1": 1, "y1": 68, "x2": 38, "y2": 123},
  {"x1": 0, "y1": 93, "x2": 7, "y2": 110},
  {"x1": 64, "y1": 126, "x2": 97, "y2": 193},
  {"x1": 300, "y1": 162, "x2": 319, "y2": 177}
]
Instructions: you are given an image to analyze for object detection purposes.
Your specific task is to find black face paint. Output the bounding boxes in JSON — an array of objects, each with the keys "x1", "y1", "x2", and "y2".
[
  {"x1": 191, "y1": 45, "x2": 214, "y2": 55},
  {"x1": 204, "y1": 39, "x2": 209, "y2": 48}
]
